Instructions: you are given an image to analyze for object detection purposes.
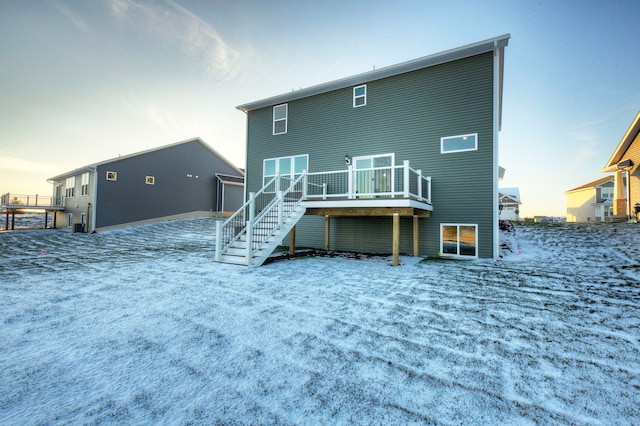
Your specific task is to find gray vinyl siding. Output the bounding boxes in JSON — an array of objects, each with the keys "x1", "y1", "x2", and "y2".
[
  {"x1": 94, "y1": 140, "x2": 241, "y2": 229},
  {"x1": 246, "y1": 52, "x2": 496, "y2": 257}
]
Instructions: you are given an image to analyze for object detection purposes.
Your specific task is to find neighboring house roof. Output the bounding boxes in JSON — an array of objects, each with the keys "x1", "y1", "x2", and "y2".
[
  {"x1": 236, "y1": 34, "x2": 510, "y2": 129},
  {"x1": 601, "y1": 111, "x2": 640, "y2": 172},
  {"x1": 499, "y1": 187, "x2": 521, "y2": 204},
  {"x1": 565, "y1": 176, "x2": 613, "y2": 193},
  {"x1": 47, "y1": 137, "x2": 244, "y2": 182}
]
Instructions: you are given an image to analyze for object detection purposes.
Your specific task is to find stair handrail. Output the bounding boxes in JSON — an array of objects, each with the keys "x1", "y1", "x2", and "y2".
[
  {"x1": 250, "y1": 171, "x2": 307, "y2": 254},
  {"x1": 215, "y1": 175, "x2": 279, "y2": 260}
]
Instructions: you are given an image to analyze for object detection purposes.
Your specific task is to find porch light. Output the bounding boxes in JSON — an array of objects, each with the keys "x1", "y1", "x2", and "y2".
[
  {"x1": 617, "y1": 159, "x2": 634, "y2": 169},
  {"x1": 345, "y1": 155, "x2": 351, "y2": 165}
]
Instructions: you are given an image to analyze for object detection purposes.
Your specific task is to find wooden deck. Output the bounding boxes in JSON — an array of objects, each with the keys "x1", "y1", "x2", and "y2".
[{"x1": 1, "y1": 193, "x2": 64, "y2": 230}]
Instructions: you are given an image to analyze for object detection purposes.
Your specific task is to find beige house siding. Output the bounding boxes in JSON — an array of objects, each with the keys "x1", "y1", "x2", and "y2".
[
  {"x1": 628, "y1": 132, "x2": 640, "y2": 216},
  {"x1": 566, "y1": 188, "x2": 597, "y2": 223}
]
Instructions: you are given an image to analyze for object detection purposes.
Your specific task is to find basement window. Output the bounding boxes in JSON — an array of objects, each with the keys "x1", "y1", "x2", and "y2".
[{"x1": 440, "y1": 224, "x2": 477, "y2": 258}]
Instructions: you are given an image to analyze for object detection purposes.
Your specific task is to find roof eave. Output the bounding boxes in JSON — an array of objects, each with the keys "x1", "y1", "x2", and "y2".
[
  {"x1": 236, "y1": 34, "x2": 510, "y2": 113},
  {"x1": 602, "y1": 111, "x2": 640, "y2": 171}
]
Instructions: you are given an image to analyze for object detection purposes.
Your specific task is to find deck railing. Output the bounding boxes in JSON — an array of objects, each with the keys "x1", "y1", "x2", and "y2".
[
  {"x1": 1, "y1": 193, "x2": 62, "y2": 208},
  {"x1": 215, "y1": 160, "x2": 432, "y2": 263},
  {"x1": 305, "y1": 160, "x2": 431, "y2": 203}
]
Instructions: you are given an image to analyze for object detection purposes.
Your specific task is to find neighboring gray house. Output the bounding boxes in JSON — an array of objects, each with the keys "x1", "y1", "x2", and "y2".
[
  {"x1": 216, "y1": 35, "x2": 510, "y2": 266},
  {"x1": 48, "y1": 138, "x2": 244, "y2": 232}
]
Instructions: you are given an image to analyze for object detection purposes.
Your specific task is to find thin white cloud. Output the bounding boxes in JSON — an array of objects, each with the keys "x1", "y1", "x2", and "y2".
[
  {"x1": 105, "y1": 0, "x2": 240, "y2": 80},
  {"x1": 51, "y1": 0, "x2": 94, "y2": 34}
]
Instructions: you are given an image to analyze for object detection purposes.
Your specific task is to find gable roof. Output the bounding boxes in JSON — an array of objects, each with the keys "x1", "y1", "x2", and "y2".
[
  {"x1": 47, "y1": 137, "x2": 244, "y2": 182},
  {"x1": 565, "y1": 176, "x2": 613, "y2": 193},
  {"x1": 499, "y1": 187, "x2": 521, "y2": 203},
  {"x1": 236, "y1": 34, "x2": 510, "y2": 129},
  {"x1": 601, "y1": 111, "x2": 640, "y2": 172}
]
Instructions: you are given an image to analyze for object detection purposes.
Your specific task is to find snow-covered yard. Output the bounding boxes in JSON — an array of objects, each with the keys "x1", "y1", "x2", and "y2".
[{"x1": 1, "y1": 218, "x2": 639, "y2": 424}]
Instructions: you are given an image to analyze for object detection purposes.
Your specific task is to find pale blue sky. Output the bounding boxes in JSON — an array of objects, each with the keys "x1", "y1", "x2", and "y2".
[{"x1": 1, "y1": 0, "x2": 639, "y2": 217}]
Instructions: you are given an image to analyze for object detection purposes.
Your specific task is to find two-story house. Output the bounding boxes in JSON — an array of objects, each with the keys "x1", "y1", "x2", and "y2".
[
  {"x1": 48, "y1": 138, "x2": 244, "y2": 232},
  {"x1": 565, "y1": 176, "x2": 619, "y2": 222},
  {"x1": 499, "y1": 188, "x2": 521, "y2": 221},
  {"x1": 215, "y1": 35, "x2": 510, "y2": 266}
]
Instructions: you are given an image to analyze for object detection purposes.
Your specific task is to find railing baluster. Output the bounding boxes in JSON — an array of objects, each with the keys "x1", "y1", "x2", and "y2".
[{"x1": 403, "y1": 161, "x2": 410, "y2": 198}]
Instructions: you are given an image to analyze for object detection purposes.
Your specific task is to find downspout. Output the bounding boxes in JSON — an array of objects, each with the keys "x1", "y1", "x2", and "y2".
[
  {"x1": 89, "y1": 167, "x2": 98, "y2": 232},
  {"x1": 492, "y1": 41, "x2": 500, "y2": 259}
]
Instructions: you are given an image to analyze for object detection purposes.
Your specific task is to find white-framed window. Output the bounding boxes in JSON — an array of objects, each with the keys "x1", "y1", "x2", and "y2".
[
  {"x1": 263, "y1": 154, "x2": 308, "y2": 189},
  {"x1": 106, "y1": 171, "x2": 117, "y2": 181},
  {"x1": 65, "y1": 177, "x2": 75, "y2": 198},
  {"x1": 273, "y1": 104, "x2": 288, "y2": 135},
  {"x1": 67, "y1": 213, "x2": 73, "y2": 227},
  {"x1": 440, "y1": 224, "x2": 478, "y2": 258},
  {"x1": 441, "y1": 133, "x2": 478, "y2": 154},
  {"x1": 146, "y1": 176, "x2": 155, "y2": 185},
  {"x1": 600, "y1": 187, "x2": 614, "y2": 199},
  {"x1": 81, "y1": 172, "x2": 89, "y2": 196},
  {"x1": 353, "y1": 84, "x2": 366, "y2": 107}
]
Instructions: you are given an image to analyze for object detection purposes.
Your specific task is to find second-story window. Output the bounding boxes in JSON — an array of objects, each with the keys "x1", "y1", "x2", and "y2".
[
  {"x1": 441, "y1": 133, "x2": 478, "y2": 154},
  {"x1": 65, "y1": 176, "x2": 75, "y2": 198},
  {"x1": 353, "y1": 85, "x2": 366, "y2": 107},
  {"x1": 81, "y1": 172, "x2": 89, "y2": 196},
  {"x1": 273, "y1": 104, "x2": 288, "y2": 135},
  {"x1": 600, "y1": 187, "x2": 614, "y2": 199}
]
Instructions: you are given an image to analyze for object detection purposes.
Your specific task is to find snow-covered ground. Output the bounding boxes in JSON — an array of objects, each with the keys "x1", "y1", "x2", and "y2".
[{"x1": 1, "y1": 218, "x2": 639, "y2": 425}]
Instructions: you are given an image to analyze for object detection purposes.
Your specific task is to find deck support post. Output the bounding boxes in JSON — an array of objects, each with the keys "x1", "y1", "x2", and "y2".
[
  {"x1": 392, "y1": 213, "x2": 399, "y2": 266},
  {"x1": 215, "y1": 220, "x2": 222, "y2": 261},
  {"x1": 245, "y1": 220, "x2": 253, "y2": 266},
  {"x1": 324, "y1": 215, "x2": 330, "y2": 251},
  {"x1": 289, "y1": 225, "x2": 296, "y2": 255},
  {"x1": 44, "y1": 211, "x2": 48, "y2": 229},
  {"x1": 413, "y1": 215, "x2": 419, "y2": 257}
]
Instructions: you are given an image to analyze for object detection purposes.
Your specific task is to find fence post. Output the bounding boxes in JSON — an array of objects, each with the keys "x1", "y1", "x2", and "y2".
[
  {"x1": 248, "y1": 192, "x2": 256, "y2": 223},
  {"x1": 348, "y1": 165, "x2": 354, "y2": 199},
  {"x1": 302, "y1": 170, "x2": 308, "y2": 200},
  {"x1": 215, "y1": 220, "x2": 222, "y2": 261},
  {"x1": 278, "y1": 191, "x2": 284, "y2": 228},
  {"x1": 417, "y1": 170, "x2": 422, "y2": 199},
  {"x1": 246, "y1": 220, "x2": 253, "y2": 266},
  {"x1": 403, "y1": 160, "x2": 410, "y2": 198}
]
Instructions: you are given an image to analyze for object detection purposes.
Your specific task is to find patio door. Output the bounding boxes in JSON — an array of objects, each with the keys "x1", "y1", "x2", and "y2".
[{"x1": 353, "y1": 154, "x2": 393, "y2": 197}]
